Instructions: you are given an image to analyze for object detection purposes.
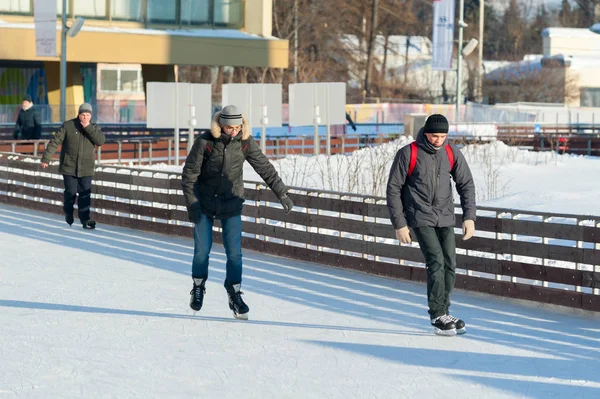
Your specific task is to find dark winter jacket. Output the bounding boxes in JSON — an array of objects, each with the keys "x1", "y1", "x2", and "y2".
[
  {"x1": 14, "y1": 107, "x2": 42, "y2": 140},
  {"x1": 386, "y1": 128, "x2": 476, "y2": 229},
  {"x1": 182, "y1": 112, "x2": 288, "y2": 220},
  {"x1": 41, "y1": 119, "x2": 105, "y2": 177}
]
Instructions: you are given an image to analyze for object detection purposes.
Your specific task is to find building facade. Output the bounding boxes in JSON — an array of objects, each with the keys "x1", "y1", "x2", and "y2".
[{"x1": 0, "y1": 0, "x2": 288, "y2": 122}]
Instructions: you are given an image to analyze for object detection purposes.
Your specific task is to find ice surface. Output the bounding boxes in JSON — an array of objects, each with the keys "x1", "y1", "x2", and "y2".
[{"x1": 1, "y1": 204, "x2": 599, "y2": 398}]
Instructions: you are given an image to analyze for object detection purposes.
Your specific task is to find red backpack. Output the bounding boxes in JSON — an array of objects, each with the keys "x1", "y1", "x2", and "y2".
[{"x1": 407, "y1": 142, "x2": 455, "y2": 177}]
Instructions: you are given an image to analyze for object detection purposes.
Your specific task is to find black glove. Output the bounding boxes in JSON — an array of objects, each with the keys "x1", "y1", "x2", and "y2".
[
  {"x1": 280, "y1": 194, "x2": 294, "y2": 214},
  {"x1": 187, "y1": 203, "x2": 202, "y2": 223}
]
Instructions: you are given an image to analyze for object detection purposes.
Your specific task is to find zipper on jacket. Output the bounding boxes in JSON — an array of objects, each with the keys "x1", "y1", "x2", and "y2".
[{"x1": 431, "y1": 154, "x2": 440, "y2": 205}]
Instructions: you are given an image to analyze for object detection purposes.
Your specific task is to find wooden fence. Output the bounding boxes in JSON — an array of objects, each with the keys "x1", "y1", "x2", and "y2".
[{"x1": 1, "y1": 152, "x2": 599, "y2": 312}]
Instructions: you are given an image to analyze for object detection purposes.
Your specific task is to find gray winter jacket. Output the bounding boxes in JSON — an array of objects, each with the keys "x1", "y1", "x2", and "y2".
[{"x1": 386, "y1": 129, "x2": 476, "y2": 229}]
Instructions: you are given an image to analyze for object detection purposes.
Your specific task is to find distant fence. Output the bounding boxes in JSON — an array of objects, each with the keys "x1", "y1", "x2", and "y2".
[
  {"x1": 1, "y1": 153, "x2": 598, "y2": 312},
  {"x1": 0, "y1": 134, "x2": 400, "y2": 164}
]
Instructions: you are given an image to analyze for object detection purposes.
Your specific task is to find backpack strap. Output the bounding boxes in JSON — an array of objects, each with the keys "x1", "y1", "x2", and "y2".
[
  {"x1": 445, "y1": 144, "x2": 455, "y2": 172},
  {"x1": 408, "y1": 141, "x2": 455, "y2": 177},
  {"x1": 407, "y1": 142, "x2": 418, "y2": 177}
]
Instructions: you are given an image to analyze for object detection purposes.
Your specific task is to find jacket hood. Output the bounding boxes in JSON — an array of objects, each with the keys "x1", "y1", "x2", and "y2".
[
  {"x1": 416, "y1": 127, "x2": 448, "y2": 153},
  {"x1": 210, "y1": 111, "x2": 251, "y2": 140}
]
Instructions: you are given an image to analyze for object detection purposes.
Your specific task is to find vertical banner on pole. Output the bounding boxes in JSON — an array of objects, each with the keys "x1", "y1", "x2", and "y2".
[
  {"x1": 34, "y1": 0, "x2": 57, "y2": 57},
  {"x1": 432, "y1": 0, "x2": 455, "y2": 71}
]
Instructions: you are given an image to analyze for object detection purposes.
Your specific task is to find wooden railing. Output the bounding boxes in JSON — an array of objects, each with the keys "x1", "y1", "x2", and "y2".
[{"x1": 1, "y1": 152, "x2": 599, "y2": 312}]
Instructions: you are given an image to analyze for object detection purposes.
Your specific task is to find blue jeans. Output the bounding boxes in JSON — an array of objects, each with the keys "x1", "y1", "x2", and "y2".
[{"x1": 192, "y1": 212, "x2": 243, "y2": 287}]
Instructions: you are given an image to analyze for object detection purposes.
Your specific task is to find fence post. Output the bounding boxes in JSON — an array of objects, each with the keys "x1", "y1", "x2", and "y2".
[
  {"x1": 11, "y1": 142, "x2": 16, "y2": 153},
  {"x1": 33, "y1": 141, "x2": 38, "y2": 157},
  {"x1": 149, "y1": 142, "x2": 153, "y2": 165},
  {"x1": 341, "y1": 135, "x2": 345, "y2": 154},
  {"x1": 588, "y1": 139, "x2": 592, "y2": 156},
  {"x1": 168, "y1": 138, "x2": 172, "y2": 165},
  {"x1": 138, "y1": 143, "x2": 143, "y2": 165},
  {"x1": 118, "y1": 141, "x2": 122, "y2": 164},
  {"x1": 285, "y1": 136, "x2": 289, "y2": 157},
  {"x1": 575, "y1": 218, "x2": 583, "y2": 293},
  {"x1": 511, "y1": 213, "x2": 519, "y2": 284},
  {"x1": 97, "y1": 146, "x2": 102, "y2": 164},
  {"x1": 596, "y1": 219, "x2": 600, "y2": 296},
  {"x1": 542, "y1": 216, "x2": 550, "y2": 288}
]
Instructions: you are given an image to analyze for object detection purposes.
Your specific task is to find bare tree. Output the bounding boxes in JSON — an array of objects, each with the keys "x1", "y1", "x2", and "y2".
[{"x1": 484, "y1": 62, "x2": 579, "y2": 104}]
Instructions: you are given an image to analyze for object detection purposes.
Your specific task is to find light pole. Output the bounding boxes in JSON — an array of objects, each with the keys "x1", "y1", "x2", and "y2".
[
  {"x1": 59, "y1": 0, "x2": 84, "y2": 122},
  {"x1": 455, "y1": 0, "x2": 465, "y2": 122},
  {"x1": 455, "y1": 0, "x2": 478, "y2": 123},
  {"x1": 293, "y1": 0, "x2": 298, "y2": 83},
  {"x1": 60, "y1": 0, "x2": 67, "y2": 122},
  {"x1": 478, "y1": 0, "x2": 484, "y2": 102}
]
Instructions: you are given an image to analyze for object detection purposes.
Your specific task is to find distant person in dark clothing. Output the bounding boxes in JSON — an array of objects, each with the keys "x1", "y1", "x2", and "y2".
[
  {"x1": 14, "y1": 95, "x2": 42, "y2": 140},
  {"x1": 41, "y1": 103, "x2": 106, "y2": 230},
  {"x1": 346, "y1": 112, "x2": 357, "y2": 132}
]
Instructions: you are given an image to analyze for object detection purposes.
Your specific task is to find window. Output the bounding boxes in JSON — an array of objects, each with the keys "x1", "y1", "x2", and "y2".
[
  {"x1": 213, "y1": 0, "x2": 242, "y2": 27},
  {"x1": 119, "y1": 70, "x2": 141, "y2": 92},
  {"x1": 111, "y1": 0, "x2": 143, "y2": 22},
  {"x1": 0, "y1": 0, "x2": 31, "y2": 13},
  {"x1": 74, "y1": 0, "x2": 107, "y2": 18},
  {"x1": 100, "y1": 67, "x2": 142, "y2": 93},
  {"x1": 147, "y1": 0, "x2": 177, "y2": 23},
  {"x1": 100, "y1": 69, "x2": 119, "y2": 92},
  {"x1": 181, "y1": 0, "x2": 210, "y2": 26},
  {"x1": 580, "y1": 88, "x2": 600, "y2": 107}
]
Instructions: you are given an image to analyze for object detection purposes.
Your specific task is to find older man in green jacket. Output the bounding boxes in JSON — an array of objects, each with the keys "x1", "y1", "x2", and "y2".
[{"x1": 41, "y1": 103, "x2": 105, "y2": 229}]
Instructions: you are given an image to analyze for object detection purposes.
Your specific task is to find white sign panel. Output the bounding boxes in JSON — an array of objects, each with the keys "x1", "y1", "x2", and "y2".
[
  {"x1": 146, "y1": 82, "x2": 212, "y2": 129},
  {"x1": 222, "y1": 84, "x2": 282, "y2": 128},
  {"x1": 289, "y1": 83, "x2": 346, "y2": 126},
  {"x1": 34, "y1": 0, "x2": 57, "y2": 57},
  {"x1": 431, "y1": 0, "x2": 455, "y2": 71}
]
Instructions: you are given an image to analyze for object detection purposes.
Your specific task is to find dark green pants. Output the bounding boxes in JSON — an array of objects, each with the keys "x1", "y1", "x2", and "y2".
[{"x1": 413, "y1": 226, "x2": 456, "y2": 319}]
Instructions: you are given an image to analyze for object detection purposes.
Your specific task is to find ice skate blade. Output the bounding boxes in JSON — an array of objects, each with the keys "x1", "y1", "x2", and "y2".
[
  {"x1": 433, "y1": 327, "x2": 457, "y2": 336},
  {"x1": 457, "y1": 327, "x2": 467, "y2": 335},
  {"x1": 233, "y1": 312, "x2": 249, "y2": 320}
]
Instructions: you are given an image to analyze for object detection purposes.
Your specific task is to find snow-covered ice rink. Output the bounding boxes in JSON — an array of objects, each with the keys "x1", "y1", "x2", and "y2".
[{"x1": 1, "y1": 203, "x2": 599, "y2": 398}]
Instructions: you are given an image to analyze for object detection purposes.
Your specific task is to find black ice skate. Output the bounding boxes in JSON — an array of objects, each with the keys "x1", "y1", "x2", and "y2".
[
  {"x1": 446, "y1": 313, "x2": 466, "y2": 334},
  {"x1": 82, "y1": 219, "x2": 96, "y2": 230},
  {"x1": 190, "y1": 278, "x2": 206, "y2": 312},
  {"x1": 226, "y1": 284, "x2": 249, "y2": 320},
  {"x1": 431, "y1": 315, "x2": 457, "y2": 336},
  {"x1": 65, "y1": 212, "x2": 74, "y2": 226}
]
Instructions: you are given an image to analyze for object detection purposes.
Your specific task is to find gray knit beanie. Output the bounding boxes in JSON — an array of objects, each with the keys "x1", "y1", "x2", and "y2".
[
  {"x1": 78, "y1": 103, "x2": 93, "y2": 115},
  {"x1": 219, "y1": 105, "x2": 243, "y2": 126}
]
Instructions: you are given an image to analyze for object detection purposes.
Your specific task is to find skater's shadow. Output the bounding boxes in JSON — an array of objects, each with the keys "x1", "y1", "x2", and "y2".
[
  {"x1": 301, "y1": 340, "x2": 600, "y2": 397},
  {"x1": 0, "y1": 206, "x2": 431, "y2": 333},
  {"x1": 2, "y1": 204, "x2": 600, "y2": 367},
  {"x1": 0, "y1": 299, "x2": 430, "y2": 336}
]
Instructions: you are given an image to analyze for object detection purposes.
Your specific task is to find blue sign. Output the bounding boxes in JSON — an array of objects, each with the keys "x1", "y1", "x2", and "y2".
[{"x1": 534, "y1": 124, "x2": 541, "y2": 134}]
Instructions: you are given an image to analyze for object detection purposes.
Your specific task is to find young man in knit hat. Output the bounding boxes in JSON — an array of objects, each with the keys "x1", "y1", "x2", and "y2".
[
  {"x1": 386, "y1": 114, "x2": 476, "y2": 336},
  {"x1": 182, "y1": 105, "x2": 294, "y2": 320},
  {"x1": 14, "y1": 95, "x2": 42, "y2": 140},
  {"x1": 41, "y1": 103, "x2": 106, "y2": 229}
]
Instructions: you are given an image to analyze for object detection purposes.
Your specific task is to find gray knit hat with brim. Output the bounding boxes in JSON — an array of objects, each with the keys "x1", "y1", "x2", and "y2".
[
  {"x1": 78, "y1": 103, "x2": 93, "y2": 115},
  {"x1": 219, "y1": 105, "x2": 243, "y2": 126}
]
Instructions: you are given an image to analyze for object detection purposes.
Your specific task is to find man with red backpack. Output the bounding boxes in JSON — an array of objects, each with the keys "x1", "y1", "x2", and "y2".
[{"x1": 386, "y1": 114, "x2": 476, "y2": 336}]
